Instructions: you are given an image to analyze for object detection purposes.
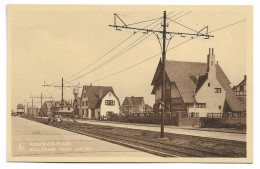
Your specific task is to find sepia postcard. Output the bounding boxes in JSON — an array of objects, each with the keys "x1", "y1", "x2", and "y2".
[{"x1": 7, "y1": 5, "x2": 253, "y2": 163}]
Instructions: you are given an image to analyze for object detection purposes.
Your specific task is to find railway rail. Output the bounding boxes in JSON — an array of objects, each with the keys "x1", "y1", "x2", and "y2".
[{"x1": 23, "y1": 116, "x2": 246, "y2": 157}]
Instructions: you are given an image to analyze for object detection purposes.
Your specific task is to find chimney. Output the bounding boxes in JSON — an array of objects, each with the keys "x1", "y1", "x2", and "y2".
[
  {"x1": 207, "y1": 48, "x2": 216, "y2": 80},
  {"x1": 244, "y1": 75, "x2": 247, "y2": 80},
  {"x1": 98, "y1": 89, "x2": 103, "y2": 99}
]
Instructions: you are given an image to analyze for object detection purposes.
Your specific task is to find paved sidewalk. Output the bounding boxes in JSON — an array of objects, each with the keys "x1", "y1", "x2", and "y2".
[
  {"x1": 11, "y1": 117, "x2": 157, "y2": 157},
  {"x1": 77, "y1": 120, "x2": 246, "y2": 142}
]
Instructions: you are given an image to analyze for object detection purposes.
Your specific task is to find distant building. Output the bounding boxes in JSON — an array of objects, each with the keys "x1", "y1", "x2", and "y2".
[
  {"x1": 27, "y1": 106, "x2": 39, "y2": 116},
  {"x1": 16, "y1": 104, "x2": 25, "y2": 116},
  {"x1": 121, "y1": 96, "x2": 145, "y2": 115},
  {"x1": 233, "y1": 75, "x2": 247, "y2": 109},
  {"x1": 151, "y1": 48, "x2": 245, "y2": 118},
  {"x1": 51, "y1": 100, "x2": 73, "y2": 116},
  {"x1": 80, "y1": 85, "x2": 120, "y2": 119},
  {"x1": 144, "y1": 104, "x2": 153, "y2": 113},
  {"x1": 40, "y1": 101, "x2": 55, "y2": 116}
]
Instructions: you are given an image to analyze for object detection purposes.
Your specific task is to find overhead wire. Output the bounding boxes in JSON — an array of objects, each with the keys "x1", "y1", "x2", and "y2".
[
  {"x1": 67, "y1": 11, "x2": 187, "y2": 83},
  {"x1": 90, "y1": 19, "x2": 247, "y2": 83}
]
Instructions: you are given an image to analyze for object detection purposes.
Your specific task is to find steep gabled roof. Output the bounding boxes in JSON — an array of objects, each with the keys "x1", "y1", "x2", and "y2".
[
  {"x1": 52, "y1": 100, "x2": 72, "y2": 108},
  {"x1": 151, "y1": 60, "x2": 245, "y2": 112},
  {"x1": 81, "y1": 85, "x2": 116, "y2": 109},
  {"x1": 123, "y1": 96, "x2": 144, "y2": 106},
  {"x1": 41, "y1": 101, "x2": 54, "y2": 109},
  {"x1": 17, "y1": 104, "x2": 24, "y2": 109}
]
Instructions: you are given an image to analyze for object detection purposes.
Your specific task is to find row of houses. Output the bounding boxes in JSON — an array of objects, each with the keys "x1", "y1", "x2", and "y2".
[
  {"x1": 38, "y1": 87, "x2": 152, "y2": 119},
  {"x1": 16, "y1": 48, "x2": 246, "y2": 124},
  {"x1": 70, "y1": 86, "x2": 153, "y2": 118}
]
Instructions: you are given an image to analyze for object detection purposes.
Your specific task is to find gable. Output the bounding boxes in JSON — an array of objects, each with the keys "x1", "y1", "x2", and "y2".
[
  {"x1": 81, "y1": 85, "x2": 120, "y2": 109},
  {"x1": 97, "y1": 91, "x2": 121, "y2": 108},
  {"x1": 122, "y1": 97, "x2": 130, "y2": 106},
  {"x1": 151, "y1": 60, "x2": 245, "y2": 112}
]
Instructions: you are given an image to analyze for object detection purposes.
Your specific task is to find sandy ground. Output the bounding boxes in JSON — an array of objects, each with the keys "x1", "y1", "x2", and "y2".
[{"x1": 11, "y1": 116, "x2": 157, "y2": 157}]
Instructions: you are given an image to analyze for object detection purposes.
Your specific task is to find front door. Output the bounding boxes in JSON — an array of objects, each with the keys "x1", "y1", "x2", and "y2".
[{"x1": 91, "y1": 109, "x2": 95, "y2": 118}]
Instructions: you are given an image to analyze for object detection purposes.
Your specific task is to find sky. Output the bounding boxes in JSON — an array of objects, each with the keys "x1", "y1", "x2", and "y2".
[{"x1": 8, "y1": 5, "x2": 252, "y2": 110}]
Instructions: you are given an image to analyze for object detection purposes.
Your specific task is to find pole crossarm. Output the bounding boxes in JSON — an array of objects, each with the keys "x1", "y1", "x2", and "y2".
[
  {"x1": 108, "y1": 25, "x2": 214, "y2": 38},
  {"x1": 43, "y1": 81, "x2": 81, "y2": 88}
]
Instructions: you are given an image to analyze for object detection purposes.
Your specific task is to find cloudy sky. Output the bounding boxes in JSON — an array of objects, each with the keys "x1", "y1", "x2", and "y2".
[{"x1": 8, "y1": 5, "x2": 252, "y2": 110}]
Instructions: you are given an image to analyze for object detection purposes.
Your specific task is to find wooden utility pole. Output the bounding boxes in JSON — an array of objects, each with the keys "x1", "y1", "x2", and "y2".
[
  {"x1": 161, "y1": 11, "x2": 167, "y2": 138},
  {"x1": 109, "y1": 11, "x2": 213, "y2": 138},
  {"x1": 30, "y1": 93, "x2": 53, "y2": 108},
  {"x1": 31, "y1": 98, "x2": 33, "y2": 115},
  {"x1": 43, "y1": 78, "x2": 81, "y2": 105},
  {"x1": 62, "y1": 77, "x2": 64, "y2": 102}
]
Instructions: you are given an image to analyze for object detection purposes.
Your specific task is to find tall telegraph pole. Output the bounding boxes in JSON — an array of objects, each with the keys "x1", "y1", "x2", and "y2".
[
  {"x1": 109, "y1": 11, "x2": 213, "y2": 138},
  {"x1": 43, "y1": 78, "x2": 81, "y2": 106},
  {"x1": 161, "y1": 11, "x2": 167, "y2": 138},
  {"x1": 30, "y1": 93, "x2": 53, "y2": 108},
  {"x1": 30, "y1": 93, "x2": 52, "y2": 116}
]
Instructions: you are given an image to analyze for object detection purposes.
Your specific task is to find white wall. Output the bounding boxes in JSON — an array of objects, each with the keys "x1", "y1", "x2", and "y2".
[
  {"x1": 100, "y1": 91, "x2": 120, "y2": 117},
  {"x1": 188, "y1": 78, "x2": 226, "y2": 117}
]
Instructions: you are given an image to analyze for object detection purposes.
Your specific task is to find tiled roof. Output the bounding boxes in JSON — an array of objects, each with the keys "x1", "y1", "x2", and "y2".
[
  {"x1": 82, "y1": 85, "x2": 116, "y2": 109},
  {"x1": 53, "y1": 100, "x2": 72, "y2": 108},
  {"x1": 124, "y1": 96, "x2": 144, "y2": 106},
  {"x1": 152, "y1": 60, "x2": 245, "y2": 112},
  {"x1": 17, "y1": 104, "x2": 24, "y2": 109},
  {"x1": 41, "y1": 101, "x2": 54, "y2": 110}
]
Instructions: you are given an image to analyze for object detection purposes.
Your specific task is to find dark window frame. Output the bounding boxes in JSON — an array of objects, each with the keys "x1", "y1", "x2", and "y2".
[
  {"x1": 195, "y1": 103, "x2": 206, "y2": 108},
  {"x1": 105, "y1": 100, "x2": 115, "y2": 106},
  {"x1": 214, "y1": 88, "x2": 221, "y2": 93}
]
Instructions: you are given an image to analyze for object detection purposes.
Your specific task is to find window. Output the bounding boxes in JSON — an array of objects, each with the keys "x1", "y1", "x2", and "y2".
[
  {"x1": 208, "y1": 83, "x2": 210, "y2": 87},
  {"x1": 105, "y1": 100, "x2": 115, "y2": 106},
  {"x1": 82, "y1": 109, "x2": 84, "y2": 115},
  {"x1": 207, "y1": 113, "x2": 223, "y2": 118},
  {"x1": 85, "y1": 101, "x2": 88, "y2": 105},
  {"x1": 214, "y1": 88, "x2": 221, "y2": 93},
  {"x1": 195, "y1": 103, "x2": 206, "y2": 108},
  {"x1": 218, "y1": 105, "x2": 222, "y2": 110},
  {"x1": 106, "y1": 111, "x2": 114, "y2": 116},
  {"x1": 172, "y1": 104, "x2": 181, "y2": 109},
  {"x1": 68, "y1": 107, "x2": 70, "y2": 110},
  {"x1": 82, "y1": 101, "x2": 84, "y2": 106}
]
